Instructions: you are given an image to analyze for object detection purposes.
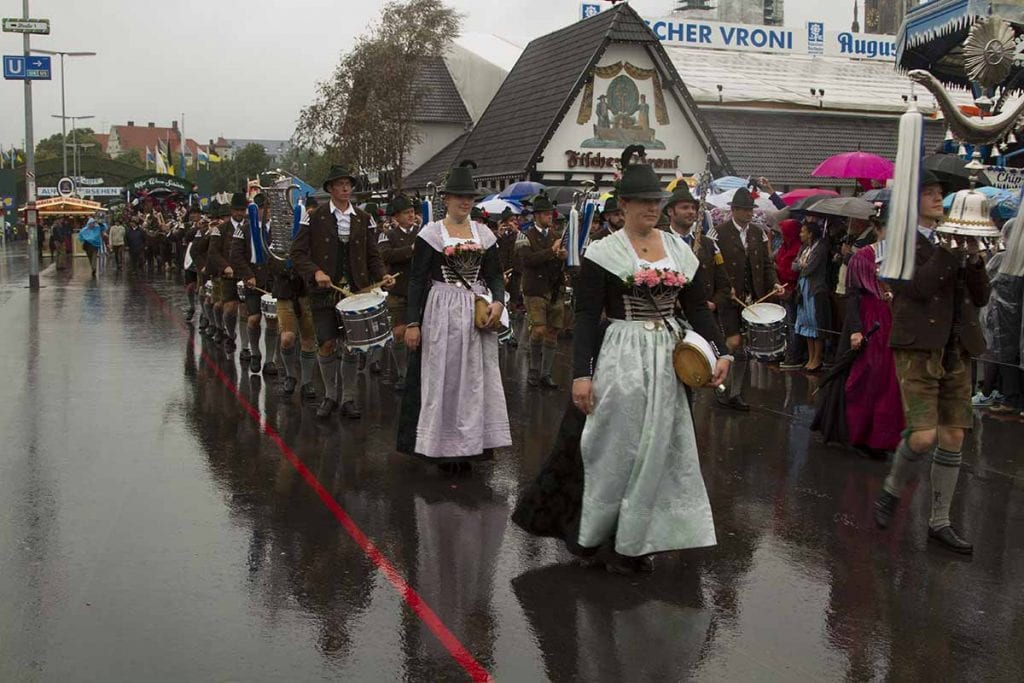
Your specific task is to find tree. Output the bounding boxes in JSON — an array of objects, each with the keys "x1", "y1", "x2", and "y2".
[
  {"x1": 294, "y1": 0, "x2": 462, "y2": 192},
  {"x1": 114, "y1": 149, "x2": 145, "y2": 169},
  {"x1": 36, "y1": 128, "x2": 102, "y2": 163},
  {"x1": 206, "y1": 143, "x2": 272, "y2": 193}
]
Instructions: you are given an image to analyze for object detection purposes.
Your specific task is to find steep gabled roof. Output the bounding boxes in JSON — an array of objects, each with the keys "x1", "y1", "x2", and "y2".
[
  {"x1": 413, "y1": 57, "x2": 472, "y2": 125},
  {"x1": 453, "y1": 3, "x2": 729, "y2": 179},
  {"x1": 404, "y1": 130, "x2": 471, "y2": 191}
]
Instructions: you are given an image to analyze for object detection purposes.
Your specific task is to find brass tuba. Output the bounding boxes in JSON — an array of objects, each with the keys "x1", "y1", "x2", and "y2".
[{"x1": 257, "y1": 170, "x2": 300, "y2": 261}]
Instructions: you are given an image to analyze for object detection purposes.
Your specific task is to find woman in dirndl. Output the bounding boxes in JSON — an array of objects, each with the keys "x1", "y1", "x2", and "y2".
[
  {"x1": 397, "y1": 160, "x2": 511, "y2": 474},
  {"x1": 513, "y1": 148, "x2": 730, "y2": 574}
]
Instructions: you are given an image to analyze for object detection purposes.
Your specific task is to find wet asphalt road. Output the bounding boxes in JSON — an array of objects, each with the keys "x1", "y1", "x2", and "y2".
[{"x1": 1, "y1": 244, "x2": 1022, "y2": 682}]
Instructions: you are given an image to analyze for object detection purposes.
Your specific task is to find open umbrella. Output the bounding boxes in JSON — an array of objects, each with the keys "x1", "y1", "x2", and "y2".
[
  {"x1": 813, "y1": 152, "x2": 895, "y2": 181},
  {"x1": 499, "y1": 181, "x2": 546, "y2": 201},
  {"x1": 923, "y1": 154, "x2": 993, "y2": 192},
  {"x1": 941, "y1": 185, "x2": 1011, "y2": 209},
  {"x1": 476, "y1": 197, "x2": 523, "y2": 215},
  {"x1": 710, "y1": 176, "x2": 749, "y2": 193},
  {"x1": 860, "y1": 188, "x2": 891, "y2": 203},
  {"x1": 806, "y1": 196, "x2": 878, "y2": 220},
  {"x1": 705, "y1": 188, "x2": 776, "y2": 211},
  {"x1": 811, "y1": 321, "x2": 882, "y2": 446},
  {"x1": 781, "y1": 188, "x2": 839, "y2": 206}
]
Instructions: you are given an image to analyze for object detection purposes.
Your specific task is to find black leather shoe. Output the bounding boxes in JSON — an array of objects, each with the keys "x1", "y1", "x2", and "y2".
[
  {"x1": 223, "y1": 338, "x2": 236, "y2": 354},
  {"x1": 717, "y1": 395, "x2": 750, "y2": 412},
  {"x1": 527, "y1": 370, "x2": 540, "y2": 387},
  {"x1": 300, "y1": 382, "x2": 317, "y2": 401},
  {"x1": 249, "y1": 353, "x2": 262, "y2": 374},
  {"x1": 540, "y1": 375, "x2": 559, "y2": 390},
  {"x1": 240, "y1": 348, "x2": 252, "y2": 362},
  {"x1": 316, "y1": 398, "x2": 338, "y2": 419},
  {"x1": 369, "y1": 360, "x2": 382, "y2": 375},
  {"x1": 283, "y1": 376, "x2": 298, "y2": 395},
  {"x1": 262, "y1": 361, "x2": 278, "y2": 376},
  {"x1": 340, "y1": 400, "x2": 362, "y2": 419},
  {"x1": 874, "y1": 490, "x2": 899, "y2": 529},
  {"x1": 928, "y1": 525, "x2": 974, "y2": 555}
]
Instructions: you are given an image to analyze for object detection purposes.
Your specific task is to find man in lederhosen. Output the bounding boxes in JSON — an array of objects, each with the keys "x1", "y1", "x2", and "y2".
[
  {"x1": 874, "y1": 172, "x2": 991, "y2": 554},
  {"x1": 182, "y1": 205, "x2": 205, "y2": 325},
  {"x1": 665, "y1": 184, "x2": 730, "y2": 318},
  {"x1": 378, "y1": 195, "x2": 419, "y2": 392},
  {"x1": 207, "y1": 192, "x2": 249, "y2": 353},
  {"x1": 516, "y1": 193, "x2": 566, "y2": 389},
  {"x1": 713, "y1": 187, "x2": 786, "y2": 410},
  {"x1": 231, "y1": 193, "x2": 280, "y2": 376},
  {"x1": 291, "y1": 165, "x2": 393, "y2": 419}
]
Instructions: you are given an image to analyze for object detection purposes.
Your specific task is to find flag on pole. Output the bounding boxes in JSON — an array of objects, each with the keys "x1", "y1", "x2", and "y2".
[
  {"x1": 179, "y1": 137, "x2": 186, "y2": 178},
  {"x1": 197, "y1": 147, "x2": 209, "y2": 166},
  {"x1": 145, "y1": 146, "x2": 155, "y2": 168},
  {"x1": 155, "y1": 141, "x2": 169, "y2": 174},
  {"x1": 209, "y1": 151, "x2": 221, "y2": 163}
]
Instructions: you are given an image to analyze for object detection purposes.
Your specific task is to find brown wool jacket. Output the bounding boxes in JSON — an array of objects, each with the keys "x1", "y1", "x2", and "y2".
[
  {"x1": 290, "y1": 203, "x2": 385, "y2": 292},
  {"x1": 889, "y1": 232, "x2": 991, "y2": 355}
]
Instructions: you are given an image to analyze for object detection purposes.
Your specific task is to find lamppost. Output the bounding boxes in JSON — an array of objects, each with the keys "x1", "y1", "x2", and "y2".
[
  {"x1": 31, "y1": 49, "x2": 96, "y2": 177},
  {"x1": 51, "y1": 114, "x2": 94, "y2": 182}
]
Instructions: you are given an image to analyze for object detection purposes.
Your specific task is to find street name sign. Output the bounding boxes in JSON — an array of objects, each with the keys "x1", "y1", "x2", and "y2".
[
  {"x1": 2, "y1": 18, "x2": 50, "y2": 34},
  {"x1": 3, "y1": 55, "x2": 51, "y2": 80}
]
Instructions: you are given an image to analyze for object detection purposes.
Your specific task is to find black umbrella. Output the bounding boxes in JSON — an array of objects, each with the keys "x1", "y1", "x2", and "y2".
[
  {"x1": 811, "y1": 321, "x2": 882, "y2": 446},
  {"x1": 777, "y1": 192, "x2": 838, "y2": 221},
  {"x1": 923, "y1": 154, "x2": 992, "y2": 192}
]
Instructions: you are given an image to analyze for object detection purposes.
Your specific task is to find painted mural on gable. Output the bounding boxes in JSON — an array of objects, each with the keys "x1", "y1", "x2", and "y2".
[{"x1": 576, "y1": 61, "x2": 669, "y2": 150}]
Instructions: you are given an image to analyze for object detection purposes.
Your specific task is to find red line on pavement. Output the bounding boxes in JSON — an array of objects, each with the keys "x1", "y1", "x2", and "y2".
[{"x1": 141, "y1": 284, "x2": 493, "y2": 683}]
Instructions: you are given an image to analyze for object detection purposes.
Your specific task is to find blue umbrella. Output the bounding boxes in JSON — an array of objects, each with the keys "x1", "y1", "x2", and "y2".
[
  {"x1": 711, "y1": 176, "x2": 749, "y2": 193},
  {"x1": 499, "y1": 181, "x2": 546, "y2": 201},
  {"x1": 942, "y1": 185, "x2": 1011, "y2": 209}
]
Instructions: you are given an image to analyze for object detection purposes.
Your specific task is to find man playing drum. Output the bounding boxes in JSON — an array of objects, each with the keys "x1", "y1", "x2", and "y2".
[
  {"x1": 378, "y1": 195, "x2": 419, "y2": 392},
  {"x1": 206, "y1": 192, "x2": 250, "y2": 354},
  {"x1": 291, "y1": 165, "x2": 394, "y2": 419},
  {"x1": 713, "y1": 187, "x2": 786, "y2": 411},
  {"x1": 230, "y1": 193, "x2": 281, "y2": 376}
]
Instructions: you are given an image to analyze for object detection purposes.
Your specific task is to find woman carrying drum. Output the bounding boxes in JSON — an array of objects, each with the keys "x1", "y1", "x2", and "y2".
[
  {"x1": 397, "y1": 161, "x2": 511, "y2": 474},
  {"x1": 513, "y1": 148, "x2": 730, "y2": 575}
]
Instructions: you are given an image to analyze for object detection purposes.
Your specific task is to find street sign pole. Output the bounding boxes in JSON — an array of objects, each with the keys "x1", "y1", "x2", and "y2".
[{"x1": 22, "y1": 0, "x2": 39, "y2": 290}]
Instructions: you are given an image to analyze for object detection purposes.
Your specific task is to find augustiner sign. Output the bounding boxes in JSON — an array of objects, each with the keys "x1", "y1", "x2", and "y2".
[{"x1": 565, "y1": 150, "x2": 679, "y2": 169}]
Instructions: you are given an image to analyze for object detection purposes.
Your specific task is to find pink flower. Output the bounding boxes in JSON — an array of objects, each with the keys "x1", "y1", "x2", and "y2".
[{"x1": 444, "y1": 246, "x2": 456, "y2": 257}]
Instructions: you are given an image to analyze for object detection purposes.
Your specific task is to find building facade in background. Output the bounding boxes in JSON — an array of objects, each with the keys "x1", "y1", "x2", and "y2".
[
  {"x1": 864, "y1": 0, "x2": 917, "y2": 35},
  {"x1": 676, "y1": 0, "x2": 785, "y2": 26}
]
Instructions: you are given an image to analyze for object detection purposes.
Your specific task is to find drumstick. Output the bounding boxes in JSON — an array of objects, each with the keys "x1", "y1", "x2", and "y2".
[
  {"x1": 247, "y1": 285, "x2": 271, "y2": 296},
  {"x1": 329, "y1": 283, "x2": 352, "y2": 297},
  {"x1": 355, "y1": 272, "x2": 401, "y2": 295},
  {"x1": 752, "y1": 285, "x2": 786, "y2": 306}
]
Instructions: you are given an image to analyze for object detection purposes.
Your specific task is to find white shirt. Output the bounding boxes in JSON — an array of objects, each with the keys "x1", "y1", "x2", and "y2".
[
  {"x1": 917, "y1": 225, "x2": 938, "y2": 244},
  {"x1": 734, "y1": 219, "x2": 750, "y2": 248},
  {"x1": 109, "y1": 224, "x2": 126, "y2": 246},
  {"x1": 230, "y1": 217, "x2": 246, "y2": 239},
  {"x1": 330, "y1": 201, "x2": 355, "y2": 241}
]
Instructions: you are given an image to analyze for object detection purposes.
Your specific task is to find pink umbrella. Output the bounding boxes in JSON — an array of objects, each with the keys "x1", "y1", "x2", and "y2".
[
  {"x1": 780, "y1": 188, "x2": 839, "y2": 206},
  {"x1": 812, "y1": 152, "x2": 895, "y2": 181}
]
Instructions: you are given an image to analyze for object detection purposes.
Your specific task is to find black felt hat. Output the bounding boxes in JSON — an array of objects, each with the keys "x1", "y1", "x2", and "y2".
[
  {"x1": 728, "y1": 187, "x2": 756, "y2": 209},
  {"x1": 441, "y1": 160, "x2": 480, "y2": 196},
  {"x1": 252, "y1": 193, "x2": 267, "y2": 208},
  {"x1": 920, "y1": 170, "x2": 943, "y2": 189},
  {"x1": 617, "y1": 145, "x2": 669, "y2": 200},
  {"x1": 531, "y1": 193, "x2": 555, "y2": 213},
  {"x1": 471, "y1": 206, "x2": 487, "y2": 222},
  {"x1": 499, "y1": 207, "x2": 514, "y2": 222},
  {"x1": 387, "y1": 195, "x2": 413, "y2": 215},
  {"x1": 230, "y1": 192, "x2": 247, "y2": 210},
  {"x1": 305, "y1": 194, "x2": 319, "y2": 209},
  {"x1": 322, "y1": 164, "x2": 358, "y2": 192},
  {"x1": 602, "y1": 195, "x2": 620, "y2": 214},
  {"x1": 664, "y1": 184, "x2": 697, "y2": 209}
]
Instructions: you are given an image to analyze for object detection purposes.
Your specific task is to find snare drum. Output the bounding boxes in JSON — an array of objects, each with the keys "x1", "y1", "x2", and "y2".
[
  {"x1": 741, "y1": 302, "x2": 787, "y2": 362},
  {"x1": 260, "y1": 294, "x2": 278, "y2": 319},
  {"x1": 673, "y1": 329, "x2": 717, "y2": 388},
  {"x1": 335, "y1": 293, "x2": 393, "y2": 352}
]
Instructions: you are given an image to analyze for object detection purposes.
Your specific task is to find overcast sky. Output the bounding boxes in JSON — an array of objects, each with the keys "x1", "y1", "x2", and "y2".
[{"x1": 0, "y1": 0, "x2": 856, "y2": 148}]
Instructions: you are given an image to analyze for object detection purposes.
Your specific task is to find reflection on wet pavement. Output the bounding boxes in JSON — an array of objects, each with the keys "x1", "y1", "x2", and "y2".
[{"x1": 1, "y1": 245, "x2": 1021, "y2": 681}]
